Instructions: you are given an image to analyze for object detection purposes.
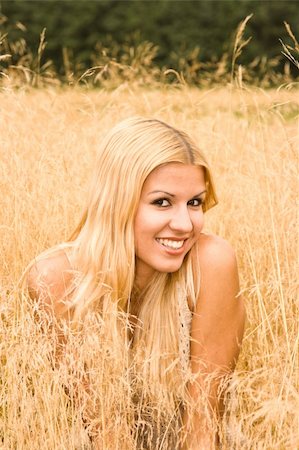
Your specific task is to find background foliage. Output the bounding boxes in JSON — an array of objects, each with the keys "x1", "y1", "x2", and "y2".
[{"x1": 0, "y1": 0, "x2": 298, "y2": 86}]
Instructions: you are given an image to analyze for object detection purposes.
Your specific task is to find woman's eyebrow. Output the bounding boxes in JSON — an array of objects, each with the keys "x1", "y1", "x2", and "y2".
[
  {"x1": 147, "y1": 190, "x2": 175, "y2": 197},
  {"x1": 192, "y1": 190, "x2": 207, "y2": 197},
  {"x1": 147, "y1": 189, "x2": 207, "y2": 197}
]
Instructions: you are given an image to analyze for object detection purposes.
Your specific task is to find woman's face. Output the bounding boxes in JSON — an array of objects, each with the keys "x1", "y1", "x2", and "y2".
[{"x1": 134, "y1": 162, "x2": 206, "y2": 289}]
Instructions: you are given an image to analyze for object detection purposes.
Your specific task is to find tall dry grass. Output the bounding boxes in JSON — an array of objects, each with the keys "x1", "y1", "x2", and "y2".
[{"x1": 0, "y1": 83, "x2": 298, "y2": 449}]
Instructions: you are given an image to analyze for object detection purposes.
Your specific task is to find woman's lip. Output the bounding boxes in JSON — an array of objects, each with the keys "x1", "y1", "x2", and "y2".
[
  {"x1": 155, "y1": 238, "x2": 187, "y2": 254},
  {"x1": 155, "y1": 237, "x2": 189, "y2": 241}
]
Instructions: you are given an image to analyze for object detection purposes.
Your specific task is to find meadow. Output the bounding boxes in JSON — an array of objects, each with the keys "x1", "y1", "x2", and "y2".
[{"x1": 0, "y1": 83, "x2": 298, "y2": 449}]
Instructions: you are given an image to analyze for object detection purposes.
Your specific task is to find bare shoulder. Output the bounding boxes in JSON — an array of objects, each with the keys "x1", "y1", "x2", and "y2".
[
  {"x1": 194, "y1": 233, "x2": 243, "y2": 316},
  {"x1": 196, "y1": 233, "x2": 237, "y2": 272},
  {"x1": 27, "y1": 249, "x2": 74, "y2": 318}
]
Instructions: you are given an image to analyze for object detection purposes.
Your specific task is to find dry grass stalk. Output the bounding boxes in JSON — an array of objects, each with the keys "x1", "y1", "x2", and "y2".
[{"x1": 0, "y1": 85, "x2": 298, "y2": 449}]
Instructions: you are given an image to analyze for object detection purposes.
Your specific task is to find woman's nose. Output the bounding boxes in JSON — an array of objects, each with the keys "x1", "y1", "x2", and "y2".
[{"x1": 169, "y1": 207, "x2": 193, "y2": 233}]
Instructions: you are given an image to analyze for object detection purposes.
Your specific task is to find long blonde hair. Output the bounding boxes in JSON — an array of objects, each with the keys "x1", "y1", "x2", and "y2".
[
  {"x1": 25, "y1": 117, "x2": 217, "y2": 421},
  {"x1": 67, "y1": 117, "x2": 217, "y2": 392}
]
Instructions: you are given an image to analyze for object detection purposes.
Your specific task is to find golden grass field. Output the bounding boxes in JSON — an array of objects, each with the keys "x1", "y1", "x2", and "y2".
[{"x1": 0, "y1": 84, "x2": 298, "y2": 449}]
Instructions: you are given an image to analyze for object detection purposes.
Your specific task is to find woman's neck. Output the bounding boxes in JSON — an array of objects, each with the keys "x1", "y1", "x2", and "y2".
[{"x1": 134, "y1": 264, "x2": 157, "y2": 292}]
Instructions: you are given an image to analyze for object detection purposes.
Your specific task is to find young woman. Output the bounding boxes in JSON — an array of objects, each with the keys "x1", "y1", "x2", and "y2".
[{"x1": 26, "y1": 117, "x2": 245, "y2": 449}]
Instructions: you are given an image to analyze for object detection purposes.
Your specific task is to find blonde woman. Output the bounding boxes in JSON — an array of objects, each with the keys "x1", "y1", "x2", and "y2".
[{"x1": 26, "y1": 117, "x2": 245, "y2": 449}]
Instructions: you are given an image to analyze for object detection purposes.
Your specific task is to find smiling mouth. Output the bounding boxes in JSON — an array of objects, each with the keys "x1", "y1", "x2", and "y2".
[{"x1": 156, "y1": 238, "x2": 185, "y2": 250}]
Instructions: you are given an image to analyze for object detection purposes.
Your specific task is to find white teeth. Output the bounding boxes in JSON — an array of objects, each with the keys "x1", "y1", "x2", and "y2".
[{"x1": 157, "y1": 238, "x2": 184, "y2": 249}]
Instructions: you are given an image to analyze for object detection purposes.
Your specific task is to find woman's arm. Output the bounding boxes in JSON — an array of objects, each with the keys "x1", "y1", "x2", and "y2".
[
  {"x1": 26, "y1": 250, "x2": 75, "y2": 363},
  {"x1": 183, "y1": 234, "x2": 245, "y2": 449}
]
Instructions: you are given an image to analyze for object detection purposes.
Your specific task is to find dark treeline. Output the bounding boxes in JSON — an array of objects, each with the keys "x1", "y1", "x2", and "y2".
[{"x1": 0, "y1": 0, "x2": 298, "y2": 82}]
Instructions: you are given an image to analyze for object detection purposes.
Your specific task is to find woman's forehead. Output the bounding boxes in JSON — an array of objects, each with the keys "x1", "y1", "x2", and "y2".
[{"x1": 142, "y1": 163, "x2": 205, "y2": 192}]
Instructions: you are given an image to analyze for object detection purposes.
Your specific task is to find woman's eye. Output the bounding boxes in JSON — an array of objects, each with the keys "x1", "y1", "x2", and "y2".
[
  {"x1": 152, "y1": 198, "x2": 170, "y2": 207},
  {"x1": 188, "y1": 198, "x2": 204, "y2": 207}
]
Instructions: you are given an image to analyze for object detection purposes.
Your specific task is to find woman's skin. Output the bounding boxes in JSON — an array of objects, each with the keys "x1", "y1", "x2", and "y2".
[
  {"x1": 28, "y1": 163, "x2": 245, "y2": 449},
  {"x1": 134, "y1": 163, "x2": 206, "y2": 290}
]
